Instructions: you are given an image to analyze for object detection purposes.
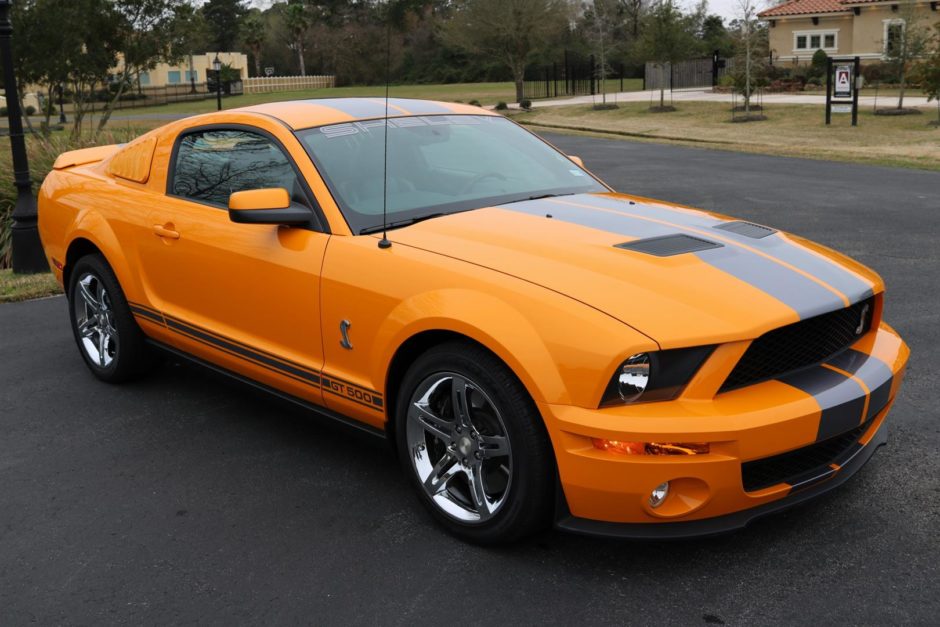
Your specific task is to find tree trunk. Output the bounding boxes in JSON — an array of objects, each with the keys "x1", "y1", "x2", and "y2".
[
  {"x1": 253, "y1": 47, "x2": 262, "y2": 78},
  {"x1": 189, "y1": 54, "x2": 196, "y2": 93},
  {"x1": 297, "y1": 43, "x2": 306, "y2": 77},
  {"x1": 897, "y1": 67, "x2": 906, "y2": 109},
  {"x1": 513, "y1": 64, "x2": 525, "y2": 103},
  {"x1": 95, "y1": 71, "x2": 129, "y2": 136}
]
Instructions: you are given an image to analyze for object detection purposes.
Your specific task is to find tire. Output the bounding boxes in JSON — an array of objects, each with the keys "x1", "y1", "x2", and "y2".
[
  {"x1": 67, "y1": 253, "x2": 153, "y2": 383},
  {"x1": 395, "y1": 341, "x2": 555, "y2": 544}
]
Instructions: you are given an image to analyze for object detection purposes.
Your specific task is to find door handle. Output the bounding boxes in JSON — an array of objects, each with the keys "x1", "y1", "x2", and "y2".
[{"x1": 152, "y1": 224, "x2": 180, "y2": 240}]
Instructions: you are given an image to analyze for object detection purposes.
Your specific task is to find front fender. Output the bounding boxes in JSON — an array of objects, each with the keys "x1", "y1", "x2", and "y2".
[{"x1": 373, "y1": 288, "x2": 567, "y2": 405}]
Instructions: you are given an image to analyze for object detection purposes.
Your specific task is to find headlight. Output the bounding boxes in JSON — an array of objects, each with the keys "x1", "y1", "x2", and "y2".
[
  {"x1": 600, "y1": 346, "x2": 716, "y2": 407},
  {"x1": 617, "y1": 353, "x2": 650, "y2": 402}
]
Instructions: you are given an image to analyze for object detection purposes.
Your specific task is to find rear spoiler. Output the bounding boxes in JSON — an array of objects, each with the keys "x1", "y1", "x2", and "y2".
[{"x1": 52, "y1": 144, "x2": 121, "y2": 170}]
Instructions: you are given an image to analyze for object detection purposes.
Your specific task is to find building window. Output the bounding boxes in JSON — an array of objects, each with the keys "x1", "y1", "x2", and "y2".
[
  {"x1": 794, "y1": 30, "x2": 838, "y2": 52},
  {"x1": 139, "y1": 72, "x2": 150, "y2": 86},
  {"x1": 167, "y1": 70, "x2": 181, "y2": 84},
  {"x1": 185, "y1": 70, "x2": 198, "y2": 82},
  {"x1": 885, "y1": 21, "x2": 905, "y2": 56}
]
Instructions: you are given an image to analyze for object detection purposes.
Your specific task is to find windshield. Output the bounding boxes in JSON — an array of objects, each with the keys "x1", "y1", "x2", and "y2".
[{"x1": 297, "y1": 115, "x2": 606, "y2": 234}]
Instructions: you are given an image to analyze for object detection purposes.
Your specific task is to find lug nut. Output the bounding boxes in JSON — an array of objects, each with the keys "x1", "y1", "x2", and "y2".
[{"x1": 474, "y1": 451, "x2": 483, "y2": 460}]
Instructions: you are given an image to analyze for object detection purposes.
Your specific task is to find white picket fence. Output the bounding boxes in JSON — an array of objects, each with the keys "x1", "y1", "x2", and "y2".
[{"x1": 244, "y1": 75, "x2": 335, "y2": 94}]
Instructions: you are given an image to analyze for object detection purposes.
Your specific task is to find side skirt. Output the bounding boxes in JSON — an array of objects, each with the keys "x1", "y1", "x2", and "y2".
[{"x1": 146, "y1": 339, "x2": 387, "y2": 440}]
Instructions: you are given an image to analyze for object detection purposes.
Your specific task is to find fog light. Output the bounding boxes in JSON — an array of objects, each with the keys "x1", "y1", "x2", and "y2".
[
  {"x1": 591, "y1": 438, "x2": 645, "y2": 455},
  {"x1": 649, "y1": 481, "x2": 670, "y2": 508}
]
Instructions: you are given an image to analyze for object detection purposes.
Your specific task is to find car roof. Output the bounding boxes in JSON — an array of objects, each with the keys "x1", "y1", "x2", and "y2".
[{"x1": 234, "y1": 97, "x2": 497, "y2": 130}]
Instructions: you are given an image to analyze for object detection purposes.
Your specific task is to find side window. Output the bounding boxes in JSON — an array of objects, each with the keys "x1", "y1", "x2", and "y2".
[{"x1": 172, "y1": 129, "x2": 307, "y2": 208}]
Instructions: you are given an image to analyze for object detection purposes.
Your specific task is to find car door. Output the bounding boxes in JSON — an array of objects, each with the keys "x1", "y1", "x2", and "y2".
[{"x1": 138, "y1": 125, "x2": 329, "y2": 405}]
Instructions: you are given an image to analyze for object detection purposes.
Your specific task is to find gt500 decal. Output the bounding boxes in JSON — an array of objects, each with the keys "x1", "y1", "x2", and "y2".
[
  {"x1": 321, "y1": 376, "x2": 384, "y2": 410},
  {"x1": 128, "y1": 302, "x2": 385, "y2": 413}
]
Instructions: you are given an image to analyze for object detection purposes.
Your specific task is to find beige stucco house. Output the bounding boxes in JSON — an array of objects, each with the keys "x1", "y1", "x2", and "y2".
[
  {"x1": 116, "y1": 52, "x2": 249, "y2": 88},
  {"x1": 759, "y1": 0, "x2": 940, "y2": 65}
]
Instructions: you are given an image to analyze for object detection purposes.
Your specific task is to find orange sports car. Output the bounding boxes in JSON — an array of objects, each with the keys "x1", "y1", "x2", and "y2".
[{"x1": 38, "y1": 98, "x2": 908, "y2": 543}]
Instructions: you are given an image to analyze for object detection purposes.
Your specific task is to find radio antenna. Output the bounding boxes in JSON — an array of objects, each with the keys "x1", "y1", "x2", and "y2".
[{"x1": 378, "y1": 5, "x2": 392, "y2": 250}]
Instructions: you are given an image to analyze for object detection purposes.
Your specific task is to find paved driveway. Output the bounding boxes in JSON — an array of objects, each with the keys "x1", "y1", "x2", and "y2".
[{"x1": 1, "y1": 135, "x2": 938, "y2": 624}]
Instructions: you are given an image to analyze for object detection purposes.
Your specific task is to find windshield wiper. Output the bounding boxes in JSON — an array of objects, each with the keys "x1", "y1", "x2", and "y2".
[
  {"x1": 359, "y1": 213, "x2": 446, "y2": 235},
  {"x1": 496, "y1": 192, "x2": 574, "y2": 206}
]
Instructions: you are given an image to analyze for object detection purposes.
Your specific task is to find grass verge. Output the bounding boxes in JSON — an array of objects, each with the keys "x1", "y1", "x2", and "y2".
[
  {"x1": 0, "y1": 269, "x2": 61, "y2": 303},
  {"x1": 512, "y1": 101, "x2": 940, "y2": 171}
]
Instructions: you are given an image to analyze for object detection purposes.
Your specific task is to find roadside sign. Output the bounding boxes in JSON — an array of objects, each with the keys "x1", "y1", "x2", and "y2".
[
  {"x1": 826, "y1": 57, "x2": 860, "y2": 126},
  {"x1": 834, "y1": 65, "x2": 852, "y2": 99},
  {"x1": 264, "y1": 66, "x2": 275, "y2": 76}
]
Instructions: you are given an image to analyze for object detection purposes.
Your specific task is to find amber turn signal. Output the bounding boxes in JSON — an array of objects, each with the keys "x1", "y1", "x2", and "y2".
[{"x1": 592, "y1": 439, "x2": 710, "y2": 455}]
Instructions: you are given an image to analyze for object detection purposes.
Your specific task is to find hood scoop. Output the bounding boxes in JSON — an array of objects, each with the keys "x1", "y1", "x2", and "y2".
[
  {"x1": 615, "y1": 234, "x2": 723, "y2": 257},
  {"x1": 714, "y1": 220, "x2": 776, "y2": 239}
]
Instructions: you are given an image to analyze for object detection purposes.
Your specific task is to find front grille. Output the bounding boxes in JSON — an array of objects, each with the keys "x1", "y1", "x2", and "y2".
[
  {"x1": 720, "y1": 297, "x2": 874, "y2": 393},
  {"x1": 741, "y1": 419, "x2": 871, "y2": 492}
]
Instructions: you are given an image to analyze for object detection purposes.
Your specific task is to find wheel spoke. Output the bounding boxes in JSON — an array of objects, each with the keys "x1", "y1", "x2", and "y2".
[
  {"x1": 78, "y1": 279, "x2": 99, "y2": 313},
  {"x1": 478, "y1": 434, "x2": 509, "y2": 460},
  {"x1": 78, "y1": 317, "x2": 97, "y2": 339},
  {"x1": 97, "y1": 329, "x2": 107, "y2": 366},
  {"x1": 422, "y1": 453, "x2": 458, "y2": 496},
  {"x1": 412, "y1": 403, "x2": 454, "y2": 442},
  {"x1": 451, "y1": 376, "x2": 472, "y2": 427},
  {"x1": 466, "y1": 463, "x2": 494, "y2": 521}
]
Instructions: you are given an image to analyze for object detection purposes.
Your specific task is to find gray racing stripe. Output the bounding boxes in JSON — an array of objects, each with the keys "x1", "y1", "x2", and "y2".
[
  {"x1": 302, "y1": 98, "x2": 390, "y2": 118},
  {"x1": 387, "y1": 98, "x2": 453, "y2": 114},
  {"x1": 778, "y1": 366, "x2": 867, "y2": 441},
  {"x1": 574, "y1": 194, "x2": 874, "y2": 306},
  {"x1": 826, "y1": 349, "x2": 894, "y2": 420},
  {"x1": 507, "y1": 196, "x2": 848, "y2": 318}
]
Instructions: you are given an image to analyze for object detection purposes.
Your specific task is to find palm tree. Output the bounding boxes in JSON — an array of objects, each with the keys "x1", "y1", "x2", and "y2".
[
  {"x1": 242, "y1": 13, "x2": 266, "y2": 77},
  {"x1": 284, "y1": 1, "x2": 311, "y2": 77}
]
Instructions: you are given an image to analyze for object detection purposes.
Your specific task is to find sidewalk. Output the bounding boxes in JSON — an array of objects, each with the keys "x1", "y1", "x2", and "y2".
[{"x1": 527, "y1": 88, "x2": 932, "y2": 109}]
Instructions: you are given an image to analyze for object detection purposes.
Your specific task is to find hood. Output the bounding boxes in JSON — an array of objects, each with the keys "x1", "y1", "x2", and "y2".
[{"x1": 390, "y1": 193, "x2": 881, "y2": 348}]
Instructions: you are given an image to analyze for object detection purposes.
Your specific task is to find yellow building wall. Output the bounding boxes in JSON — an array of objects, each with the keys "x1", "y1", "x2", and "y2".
[
  {"x1": 130, "y1": 52, "x2": 249, "y2": 88},
  {"x1": 768, "y1": 14, "x2": 855, "y2": 64},
  {"x1": 766, "y1": 3, "x2": 940, "y2": 66}
]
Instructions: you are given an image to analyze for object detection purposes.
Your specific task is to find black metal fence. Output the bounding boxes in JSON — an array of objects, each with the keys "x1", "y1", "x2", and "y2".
[
  {"x1": 523, "y1": 51, "x2": 640, "y2": 100},
  {"x1": 644, "y1": 57, "x2": 734, "y2": 91}
]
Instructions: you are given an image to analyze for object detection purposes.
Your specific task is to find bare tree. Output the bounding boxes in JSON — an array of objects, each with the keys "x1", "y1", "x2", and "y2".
[
  {"x1": 585, "y1": 0, "x2": 619, "y2": 107},
  {"x1": 443, "y1": 0, "x2": 569, "y2": 103},
  {"x1": 883, "y1": 0, "x2": 933, "y2": 111},
  {"x1": 732, "y1": 0, "x2": 768, "y2": 117}
]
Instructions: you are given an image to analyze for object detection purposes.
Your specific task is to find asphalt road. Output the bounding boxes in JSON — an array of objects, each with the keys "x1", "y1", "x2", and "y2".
[{"x1": 2, "y1": 135, "x2": 938, "y2": 625}]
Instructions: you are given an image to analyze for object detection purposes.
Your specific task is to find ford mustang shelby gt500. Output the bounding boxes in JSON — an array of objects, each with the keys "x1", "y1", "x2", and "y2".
[{"x1": 38, "y1": 98, "x2": 908, "y2": 543}]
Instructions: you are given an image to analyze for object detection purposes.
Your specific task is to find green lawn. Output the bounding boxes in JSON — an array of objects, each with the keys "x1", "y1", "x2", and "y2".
[
  {"x1": 513, "y1": 100, "x2": 940, "y2": 171},
  {"x1": 65, "y1": 79, "x2": 643, "y2": 122},
  {"x1": 0, "y1": 269, "x2": 61, "y2": 303}
]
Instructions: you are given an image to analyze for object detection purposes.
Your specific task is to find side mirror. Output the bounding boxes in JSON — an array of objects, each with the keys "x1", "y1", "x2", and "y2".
[
  {"x1": 568, "y1": 155, "x2": 584, "y2": 168},
  {"x1": 228, "y1": 188, "x2": 312, "y2": 226}
]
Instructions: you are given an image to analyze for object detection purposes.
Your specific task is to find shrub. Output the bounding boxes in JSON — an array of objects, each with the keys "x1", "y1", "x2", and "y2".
[
  {"x1": 468, "y1": 99, "x2": 481, "y2": 106},
  {"x1": 862, "y1": 61, "x2": 900, "y2": 85},
  {"x1": 519, "y1": 98, "x2": 532, "y2": 110},
  {"x1": 494, "y1": 101, "x2": 508, "y2": 110},
  {"x1": 0, "y1": 106, "x2": 6, "y2": 116},
  {"x1": 25, "y1": 105, "x2": 36, "y2": 116}
]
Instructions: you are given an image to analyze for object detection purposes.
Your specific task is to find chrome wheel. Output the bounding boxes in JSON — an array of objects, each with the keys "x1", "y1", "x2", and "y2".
[
  {"x1": 72, "y1": 272, "x2": 118, "y2": 368},
  {"x1": 405, "y1": 373, "x2": 513, "y2": 523}
]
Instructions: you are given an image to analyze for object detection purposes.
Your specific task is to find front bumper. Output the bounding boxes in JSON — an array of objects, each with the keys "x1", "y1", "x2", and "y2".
[{"x1": 543, "y1": 322, "x2": 909, "y2": 538}]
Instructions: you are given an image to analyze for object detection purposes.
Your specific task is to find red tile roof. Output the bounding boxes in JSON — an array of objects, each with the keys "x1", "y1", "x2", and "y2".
[{"x1": 758, "y1": 0, "x2": 851, "y2": 17}]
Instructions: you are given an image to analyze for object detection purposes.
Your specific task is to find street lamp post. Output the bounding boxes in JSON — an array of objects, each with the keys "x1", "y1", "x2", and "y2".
[
  {"x1": 0, "y1": 0, "x2": 46, "y2": 273},
  {"x1": 213, "y1": 54, "x2": 222, "y2": 111}
]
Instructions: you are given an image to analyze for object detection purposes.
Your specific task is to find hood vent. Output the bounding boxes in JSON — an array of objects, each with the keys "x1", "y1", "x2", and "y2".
[
  {"x1": 615, "y1": 234, "x2": 723, "y2": 257},
  {"x1": 714, "y1": 220, "x2": 776, "y2": 239}
]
